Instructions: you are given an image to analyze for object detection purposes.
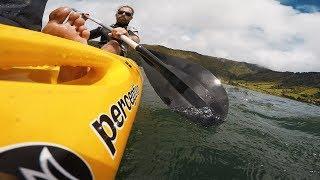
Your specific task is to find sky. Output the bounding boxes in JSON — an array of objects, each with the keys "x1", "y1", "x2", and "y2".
[
  {"x1": 43, "y1": 0, "x2": 320, "y2": 72},
  {"x1": 279, "y1": 0, "x2": 320, "y2": 13}
]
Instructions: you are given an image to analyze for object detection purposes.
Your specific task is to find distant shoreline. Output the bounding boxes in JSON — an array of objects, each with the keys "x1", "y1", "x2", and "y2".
[{"x1": 227, "y1": 80, "x2": 320, "y2": 106}]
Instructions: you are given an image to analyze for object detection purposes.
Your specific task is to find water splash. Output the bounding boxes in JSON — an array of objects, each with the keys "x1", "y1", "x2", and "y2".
[{"x1": 174, "y1": 106, "x2": 224, "y2": 127}]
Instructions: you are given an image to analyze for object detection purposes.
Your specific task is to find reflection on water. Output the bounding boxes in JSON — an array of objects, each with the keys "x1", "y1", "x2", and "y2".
[{"x1": 117, "y1": 72, "x2": 320, "y2": 179}]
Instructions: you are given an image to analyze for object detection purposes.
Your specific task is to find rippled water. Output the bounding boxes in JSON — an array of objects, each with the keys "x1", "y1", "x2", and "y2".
[{"x1": 117, "y1": 73, "x2": 320, "y2": 179}]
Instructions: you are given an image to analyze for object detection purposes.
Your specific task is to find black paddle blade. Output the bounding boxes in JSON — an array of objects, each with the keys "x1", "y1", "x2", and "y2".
[{"x1": 136, "y1": 45, "x2": 229, "y2": 126}]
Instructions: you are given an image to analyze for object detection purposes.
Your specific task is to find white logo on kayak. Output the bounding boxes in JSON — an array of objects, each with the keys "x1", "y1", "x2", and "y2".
[
  {"x1": 0, "y1": 143, "x2": 93, "y2": 179},
  {"x1": 91, "y1": 85, "x2": 139, "y2": 158},
  {"x1": 20, "y1": 147, "x2": 78, "y2": 180}
]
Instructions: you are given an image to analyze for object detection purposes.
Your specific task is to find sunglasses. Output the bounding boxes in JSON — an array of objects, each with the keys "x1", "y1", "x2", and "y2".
[{"x1": 117, "y1": 10, "x2": 133, "y2": 17}]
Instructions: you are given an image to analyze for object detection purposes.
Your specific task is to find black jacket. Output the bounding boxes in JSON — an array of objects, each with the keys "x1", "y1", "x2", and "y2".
[{"x1": 0, "y1": 0, "x2": 48, "y2": 31}]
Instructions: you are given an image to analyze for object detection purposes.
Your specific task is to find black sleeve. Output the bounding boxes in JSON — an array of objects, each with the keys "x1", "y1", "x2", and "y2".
[
  {"x1": 0, "y1": 0, "x2": 48, "y2": 31},
  {"x1": 89, "y1": 27, "x2": 104, "y2": 40}
]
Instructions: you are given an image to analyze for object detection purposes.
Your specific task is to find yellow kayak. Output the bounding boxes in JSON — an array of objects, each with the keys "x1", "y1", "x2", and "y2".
[{"x1": 0, "y1": 25, "x2": 142, "y2": 179}]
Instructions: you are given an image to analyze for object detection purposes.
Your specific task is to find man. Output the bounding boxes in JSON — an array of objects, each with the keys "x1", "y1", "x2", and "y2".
[
  {"x1": 0, "y1": 3, "x2": 139, "y2": 55},
  {"x1": 89, "y1": 5, "x2": 140, "y2": 56},
  {"x1": 40, "y1": 6, "x2": 140, "y2": 81},
  {"x1": 42, "y1": 6, "x2": 139, "y2": 56}
]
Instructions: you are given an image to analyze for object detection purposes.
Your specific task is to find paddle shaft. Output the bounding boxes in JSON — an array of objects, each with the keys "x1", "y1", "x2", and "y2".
[
  {"x1": 73, "y1": 10, "x2": 175, "y2": 70},
  {"x1": 73, "y1": 10, "x2": 229, "y2": 122},
  {"x1": 78, "y1": 13, "x2": 139, "y2": 49},
  {"x1": 82, "y1": 15, "x2": 175, "y2": 73}
]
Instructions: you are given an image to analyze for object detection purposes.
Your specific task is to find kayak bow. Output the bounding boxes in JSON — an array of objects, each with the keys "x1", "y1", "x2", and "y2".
[{"x1": 0, "y1": 25, "x2": 142, "y2": 179}]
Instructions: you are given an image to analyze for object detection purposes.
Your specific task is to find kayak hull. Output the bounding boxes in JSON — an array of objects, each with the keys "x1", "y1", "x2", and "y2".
[{"x1": 0, "y1": 25, "x2": 143, "y2": 179}]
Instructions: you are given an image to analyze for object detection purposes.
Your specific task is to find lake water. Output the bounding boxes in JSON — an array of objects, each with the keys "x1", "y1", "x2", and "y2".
[{"x1": 117, "y1": 72, "x2": 320, "y2": 180}]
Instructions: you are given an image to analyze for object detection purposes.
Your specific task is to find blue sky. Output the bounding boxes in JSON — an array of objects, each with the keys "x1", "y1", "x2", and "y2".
[
  {"x1": 43, "y1": 0, "x2": 320, "y2": 72},
  {"x1": 279, "y1": 0, "x2": 320, "y2": 13}
]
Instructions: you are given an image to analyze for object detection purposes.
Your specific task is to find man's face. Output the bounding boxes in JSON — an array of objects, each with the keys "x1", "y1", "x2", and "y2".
[{"x1": 116, "y1": 7, "x2": 133, "y2": 25}]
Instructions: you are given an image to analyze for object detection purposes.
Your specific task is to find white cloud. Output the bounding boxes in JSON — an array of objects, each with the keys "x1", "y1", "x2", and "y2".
[{"x1": 43, "y1": 0, "x2": 320, "y2": 72}]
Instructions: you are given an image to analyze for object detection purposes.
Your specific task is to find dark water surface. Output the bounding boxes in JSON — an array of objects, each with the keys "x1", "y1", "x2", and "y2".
[{"x1": 117, "y1": 72, "x2": 320, "y2": 179}]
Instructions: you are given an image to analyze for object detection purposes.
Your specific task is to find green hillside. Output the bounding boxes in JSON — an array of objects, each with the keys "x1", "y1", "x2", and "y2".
[{"x1": 128, "y1": 44, "x2": 320, "y2": 106}]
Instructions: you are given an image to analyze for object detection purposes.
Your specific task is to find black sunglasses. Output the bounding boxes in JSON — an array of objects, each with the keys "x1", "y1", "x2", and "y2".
[{"x1": 117, "y1": 10, "x2": 132, "y2": 17}]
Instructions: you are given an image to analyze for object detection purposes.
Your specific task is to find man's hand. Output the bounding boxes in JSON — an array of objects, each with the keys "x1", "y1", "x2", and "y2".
[
  {"x1": 108, "y1": 27, "x2": 129, "y2": 40},
  {"x1": 81, "y1": 13, "x2": 90, "y2": 21}
]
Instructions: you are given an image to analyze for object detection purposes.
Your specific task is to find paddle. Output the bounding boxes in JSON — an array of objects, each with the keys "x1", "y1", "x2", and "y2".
[{"x1": 77, "y1": 11, "x2": 229, "y2": 126}]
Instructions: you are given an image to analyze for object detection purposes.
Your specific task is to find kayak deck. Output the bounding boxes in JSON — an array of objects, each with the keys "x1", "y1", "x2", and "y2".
[{"x1": 0, "y1": 25, "x2": 143, "y2": 179}]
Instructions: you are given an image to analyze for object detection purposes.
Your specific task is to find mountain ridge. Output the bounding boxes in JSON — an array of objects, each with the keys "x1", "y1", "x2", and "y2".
[
  {"x1": 128, "y1": 44, "x2": 320, "y2": 106},
  {"x1": 143, "y1": 45, "x2": 319, "y2": 85}
]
